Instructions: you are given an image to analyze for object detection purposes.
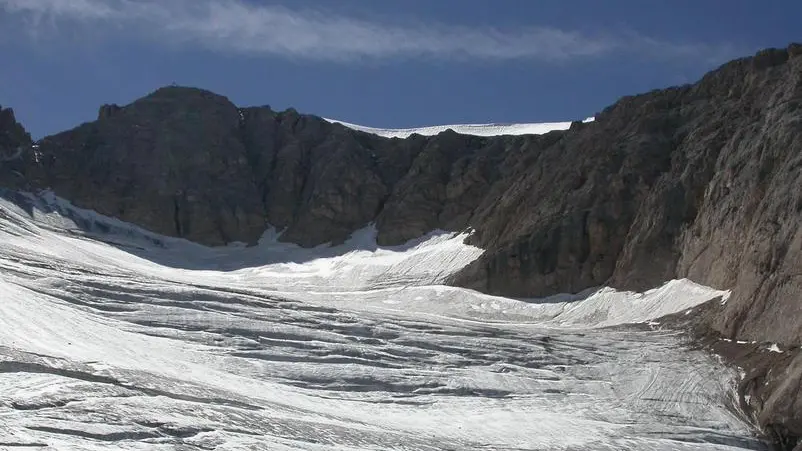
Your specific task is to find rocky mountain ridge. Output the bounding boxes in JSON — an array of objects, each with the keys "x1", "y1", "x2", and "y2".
[{"x1": 1, "y1": 44, "x2": 802, "y2": 448}]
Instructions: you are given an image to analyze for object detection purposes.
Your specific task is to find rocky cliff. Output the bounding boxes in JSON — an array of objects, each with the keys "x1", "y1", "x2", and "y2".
[
  {"x1": 0, "y1": 106, "x2": 31, "y2": 160},
  {"x1": 2, "y1": 44, "x2": 802, "y2": 448}
]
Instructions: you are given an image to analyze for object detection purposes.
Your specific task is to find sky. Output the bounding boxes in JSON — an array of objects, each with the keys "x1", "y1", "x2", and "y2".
[{"x1": 0, "y1": 0, "x2": 800, "y2": 139}]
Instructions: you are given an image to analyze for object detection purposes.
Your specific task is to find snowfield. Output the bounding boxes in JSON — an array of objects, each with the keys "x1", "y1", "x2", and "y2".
[
  {"x1": 0, "y1": 191, "x2": 765, "y2": 450},
  {"x1": 324, "y1": 117, "x2": 595, "y2": 138}
]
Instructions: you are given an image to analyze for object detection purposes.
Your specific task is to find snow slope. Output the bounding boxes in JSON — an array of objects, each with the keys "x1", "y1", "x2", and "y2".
[
  {"x1": 0, "y1": 192, "x2": 765, "y2": 450},
  {"x1": 325, "y1": 117, "x2": 595, "y2": 138}
]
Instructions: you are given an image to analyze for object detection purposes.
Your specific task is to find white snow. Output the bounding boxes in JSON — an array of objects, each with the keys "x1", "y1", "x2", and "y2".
[
  {"x1": 767, "y1": 343, "x2": 783, "y2": 353},
  {"x1": 0, "y1": 191, "x2": 766, "y2": 450},
  {"x1": 325, "y1": 117, "x2": 595, "y2": 138}
]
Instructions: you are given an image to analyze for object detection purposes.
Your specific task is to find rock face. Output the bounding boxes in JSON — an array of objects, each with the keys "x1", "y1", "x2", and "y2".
[
  {"x1": 0, "y1": 106, "x2": 31, "y2": 160},
  {"x1": 1, "y1": 86, "x2": 561, "y2": 249},
  {"x1": 2, "y1": 44, "x2": 802, "y2": 448},
  {"x1": 456, "y1": 46, "x2": 802, "y2": 352}
]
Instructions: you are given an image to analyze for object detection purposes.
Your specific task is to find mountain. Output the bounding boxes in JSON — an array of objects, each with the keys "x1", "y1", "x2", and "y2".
[{"x1": 1, "y1": 44, "x2": 801, "y2": 448}]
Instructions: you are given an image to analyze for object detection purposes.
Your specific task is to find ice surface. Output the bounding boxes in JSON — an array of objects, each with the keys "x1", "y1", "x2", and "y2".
[
  {"x1": 325, "y1": 117, "x2": 595, "y2": 138},
  {"x1": 0, "y1": 192, "x2": 765, "y2": 450}
]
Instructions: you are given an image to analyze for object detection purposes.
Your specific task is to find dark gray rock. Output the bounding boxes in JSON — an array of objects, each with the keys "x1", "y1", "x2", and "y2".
[
  {"x1": 97, "y1": 103, "x2": 121, "y2": 120},
  {"x1": 0, "y1": 105, "x2": 33, "y2": 190},
  {"x1": 25, "y1": 87, "x2": 267, "y2": 246},
  {"x1": 0, "y1": 105, "x2": 31, "y2": 160}
]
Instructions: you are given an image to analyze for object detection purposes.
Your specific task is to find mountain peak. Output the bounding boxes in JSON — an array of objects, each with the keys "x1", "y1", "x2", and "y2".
[{"x1": 146, "y1": 84, "x2": 230, "y2": 100}]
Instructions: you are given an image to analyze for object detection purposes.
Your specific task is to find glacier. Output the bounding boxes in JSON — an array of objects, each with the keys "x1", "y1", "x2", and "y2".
[
  {"x1": 0, "y1": 192, "x2": 766, "y2": 450},
  {"x1": 323, "y1": 117, "x2": 596, "y2": 138}
]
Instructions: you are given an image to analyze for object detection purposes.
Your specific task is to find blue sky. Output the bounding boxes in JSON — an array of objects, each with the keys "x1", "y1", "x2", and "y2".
[{"x1": 1, "y1": 0, "x2": 799, "y2": 138}]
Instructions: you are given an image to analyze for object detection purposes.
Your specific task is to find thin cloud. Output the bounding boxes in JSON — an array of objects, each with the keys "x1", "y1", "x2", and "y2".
[{"x1": 0, "y1": 0, "x2": 738, "y2": 63}]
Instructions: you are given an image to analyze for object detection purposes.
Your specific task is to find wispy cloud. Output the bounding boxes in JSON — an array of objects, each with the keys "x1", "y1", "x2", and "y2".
[{"x1": 0, "y1": 0, "x2": 739, "y2": 63}]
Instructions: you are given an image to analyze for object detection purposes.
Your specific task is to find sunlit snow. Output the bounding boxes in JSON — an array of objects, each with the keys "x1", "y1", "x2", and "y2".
[
  {"x1": 0, "y1": 191, "x2": 764, "y2": 450},
  {"x1": 325, "y1": 117, "x2": 595, "y2": 138}
]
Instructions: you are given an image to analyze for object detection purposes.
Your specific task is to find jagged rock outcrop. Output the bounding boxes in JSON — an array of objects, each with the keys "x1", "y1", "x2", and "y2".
[
  {"x1": 25, "y1": 88, "x2": 268, "y2": 246},
  {"x1": 2, "y1": 44, "x2": 802, "y2": 448},
  {"x1": 0, "y1": 105, "x2": 31, "y2": 160}
]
